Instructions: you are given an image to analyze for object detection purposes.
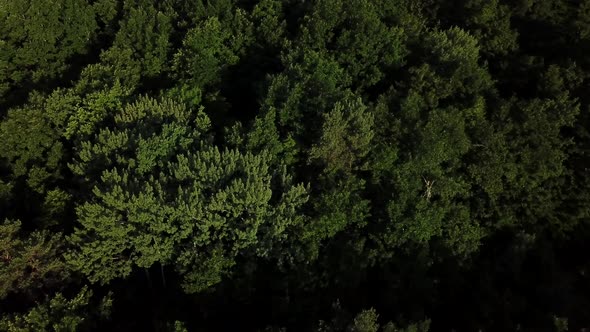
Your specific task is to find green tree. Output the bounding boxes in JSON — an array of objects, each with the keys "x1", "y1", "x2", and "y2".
[
  {"x1": 309, "y1": 98, "x2": 374, "y2": 175},
  {"x1": 0, "y1": 80, "x2": 129, "y2": 226},
  {"x1": 468, "y1": 95, "x2": 580, "y2": 233},
  {"x1": 0, "y1": 286, "x2": 111, "y2": 332},
  {"x1": 0, "y1": 89, "x2": 77, "y2": 226},
  {"x1": 172, "y1": 17, "x2": 238, "y2": 89},
  {"x1": 172, "y1": 9, "x2": 253, "y2": 91},
  {"x1": 67, "y1": 97, "x2": 308, "y2": 292},
  {"x1": 260, "y1": 47, "x2": 351, "y2": 153},
  {"x1": 574, "y1": 0, "x2": 590, "y2": 41},
  {"x1": 251, "y1": 0, "x2": 288, "y2": 50},
  {"x1": 0, "y1": 0, "x2": 98, "y2": 104},
  {"x1": 438, "y1": 0, "x2": 518, "y2": 56},
  {"x1": 350, "y1": 309, "x2": 380, "y2": 332},
  {"x1": 97, "y1": 1, "x2": 173, "y2": 90},
  {"x1": 369, "y1": 27, "x2": 492, "y2": 257},
  {"x1": 0, "y1": 98, "x2": 66, "y2": 195},
  {"x1": 317, "y1": 306, "x2": 430, "y2": 332},
  {"x1": 299, "y1": 0, "x2": 407, "y2": 90},
  {"x1": 0, "y1": 220, "x2": 69, "y2": 300}
]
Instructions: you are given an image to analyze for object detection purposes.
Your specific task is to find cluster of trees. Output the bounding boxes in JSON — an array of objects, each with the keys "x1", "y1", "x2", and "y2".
[{"x1": 1, "y1": 0, "x2": 589, "y2": 330}]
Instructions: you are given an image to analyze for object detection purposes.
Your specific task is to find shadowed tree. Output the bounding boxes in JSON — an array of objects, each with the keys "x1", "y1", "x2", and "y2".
[{"x1": 0, "y1": 0, "x2": 98, "y2": 105}]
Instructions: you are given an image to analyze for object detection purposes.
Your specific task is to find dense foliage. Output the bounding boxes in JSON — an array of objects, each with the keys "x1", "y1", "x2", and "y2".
[{"x1": 1, "y1": 0, "x2": 589, "y2": 331}]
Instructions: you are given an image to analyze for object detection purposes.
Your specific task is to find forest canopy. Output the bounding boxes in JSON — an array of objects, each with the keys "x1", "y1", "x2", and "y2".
[{"x1": 1, "y1": 0, "x2": 590, "y2": 331}]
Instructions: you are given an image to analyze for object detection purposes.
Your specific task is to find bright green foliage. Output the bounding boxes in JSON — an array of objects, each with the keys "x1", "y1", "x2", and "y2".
[
  {"x1": 66, "y1": 79, "x2": 132, "y2": 139},
  {"x1": 58, "y1": 46, "x2": 138, "y2": 140},
  {"x1": 0, "y1": 286, "x2": 111, "y2": 332},
  {"x1": 0, "y1": 220, "x2": 68, "y2": 299},
  {"x1": 0, "y1": 0, "x2": 98, "y2": 101},
  {"x1": 67, "y1": 97, "x2": 308, "y2": 292},
  {"x1": 67, "y1": 97, "x2": 212, "y2": 282},
  {"x1": 168, "y1": 148, "x2": 308, "y2": 292},
  {"x1": 69, "y1": 96, "x2": 211, "y2": 179}
]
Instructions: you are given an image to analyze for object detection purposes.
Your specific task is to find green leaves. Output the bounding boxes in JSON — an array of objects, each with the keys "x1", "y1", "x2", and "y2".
[
  {"x1": 1, "y1": 0, "x2": 589, "y2": 329},
  {"x1": 0, "y1": 220, "x2": 68, "y2": 299},
  {"x1": 0, "y1": 286, "x2": 111, "y2": 332},
  {"x1": 261, "y1": 47, "x2": 351, "y2": 152},
  {"x1": 71, "y1": 96, "x2": 209, "y2": 178},
  {"x1": 0, "y1": 0, "x2": 98, "y2": 101},
  {"x1": 67, "y1": 97, "x2": 308, "y2": 292},
  {"x1": 172, "y1": 15, "x2": 246, "y2": 89},
  {"x1": 316, "y1": 306, "x2": 431, "y2": 332},
  {"x1": 252, "y1": 0, "x2": 287, "y2": 49},
  {"x1": 419, "y1": 27, "x2": 492, "y2": 97},
  {"x1": 309, "y1": 98, "x2": 374, "y2": 175},
  {"x1": 67, "y1": 97, "x2": 211, "y2": 283},
  {"x1": 300, "y1": 0, "x2": 407, "y2": 88},
  {"x1": 0, "y1": 106, "x2": 64, "y2": 192},
  {"x1": 468, "y1": 95, "x2": 580, "y2": 232}
]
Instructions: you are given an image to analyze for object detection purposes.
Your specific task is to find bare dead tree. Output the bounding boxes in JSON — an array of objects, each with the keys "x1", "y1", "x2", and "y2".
[{"x1": 422, "y1": 176, "x2": 435, "y2": 201}]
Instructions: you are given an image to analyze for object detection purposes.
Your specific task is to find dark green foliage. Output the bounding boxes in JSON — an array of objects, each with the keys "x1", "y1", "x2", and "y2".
[
  {"x1": 1, "y1": 0, "x2": 590, "y2": 331},
  {"x1": 309, "y1": 98, "x2": 374, "y2": 175},
  {"x1": 0, "y1": 89, "x2": 76, "y2": 226},
  {"x1": 0, "y1": 0, "x2": 98, "y2": 105},
  {"x1": 172, "y1": 8, "x2": 254, "y2": 91},
  {"x1": 299, "y1": 0, "x2": 407, "y2": 89},
  {"x1": 316, "y1": 306, "x2": 430, "y2": 332},
  {"x1": 0, "y1": 220, "x2": 68, "y2": 299},
  {"x1": 97, "y1": 1, "x2": 173, "y2": 89},
  {"x1": 172, "y1": 17, "x2": 240, "y2": 89},
  {"x1": 0, "y1": 286, "x2": 111, "y2": 332}
]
